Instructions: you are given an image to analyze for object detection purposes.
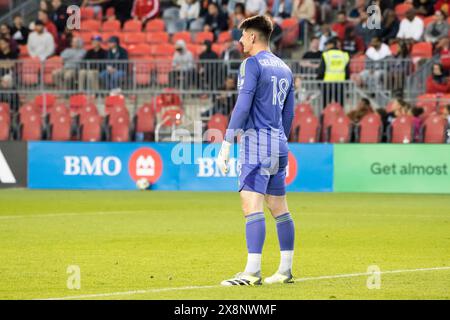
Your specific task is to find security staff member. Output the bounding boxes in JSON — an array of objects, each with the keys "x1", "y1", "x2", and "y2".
[{"x1": 317, "y1": 37, "x2": 350, "y2": 109}]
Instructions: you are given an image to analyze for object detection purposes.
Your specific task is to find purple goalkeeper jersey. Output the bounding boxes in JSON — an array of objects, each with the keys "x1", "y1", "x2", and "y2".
[{"x1": 225, "y1": 50, "x2": 295, "y2": 161}]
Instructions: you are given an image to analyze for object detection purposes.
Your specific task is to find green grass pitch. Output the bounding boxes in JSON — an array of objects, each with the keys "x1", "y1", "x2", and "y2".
[{"x1": 0, "y1": 189, "x2": 449, "y2": 300}]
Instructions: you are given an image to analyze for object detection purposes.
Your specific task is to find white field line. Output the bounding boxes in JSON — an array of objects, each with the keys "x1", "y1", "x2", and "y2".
[
  {"x1": 0, "y1": 210, "x2": 149, "y2": 220},
  {"x1": 36, "y1": 266, "x2": 450, "y2": 300}
]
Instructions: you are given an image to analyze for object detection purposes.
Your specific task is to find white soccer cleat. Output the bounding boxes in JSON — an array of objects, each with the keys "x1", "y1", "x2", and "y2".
[
  {"x1": 264, "y1": 271, "x2": 294, "y2": 284},
  {"x1": 221, "y1": 272, "x2": 262, "y2": 286}
]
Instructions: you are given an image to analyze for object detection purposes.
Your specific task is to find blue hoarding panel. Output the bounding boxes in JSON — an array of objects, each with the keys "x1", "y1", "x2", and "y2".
[{"x1": 28, "y1": 142, "x2": 333, "y2": 192}]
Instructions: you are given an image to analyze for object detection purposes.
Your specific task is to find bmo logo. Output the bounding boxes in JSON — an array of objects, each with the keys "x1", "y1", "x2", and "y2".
[
  {"x1": 64, "y1": 156, "x2": 122, "y2": 176},
  {"x1": 285, "y1": 152, "x2": 298, "y2": 185},
  {"x1": 128, "y1": 147, "x2": 163, "y2": 183}
]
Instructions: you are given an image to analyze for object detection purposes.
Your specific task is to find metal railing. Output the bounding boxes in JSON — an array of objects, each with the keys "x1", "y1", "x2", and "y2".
[{"x1": 0, "y1": 0, "x2": 39, "y2": 25}]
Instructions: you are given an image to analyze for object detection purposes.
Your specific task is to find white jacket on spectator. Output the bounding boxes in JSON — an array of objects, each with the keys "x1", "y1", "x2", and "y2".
[
  {"x1": 396, "y1": 16, "x2": 424, "y2": 41},
  {"x1": 245, "y1": 0, "x2": 267, "y2": 16},
  {"x1": 27, "y1": 30, "x2": 55, "y2": 61},
  {"x1": 179, "y1": 0, "x2": 200, "y2": 20}
]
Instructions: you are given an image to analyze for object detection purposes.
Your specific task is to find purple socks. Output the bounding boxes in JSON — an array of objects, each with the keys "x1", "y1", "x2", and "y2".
[
  {"x1": 245, "y1": 212, "x2": 266, "y2": 254},
  {"x1": 275, "y1": 213, "x2": 295, "y2": 251}
]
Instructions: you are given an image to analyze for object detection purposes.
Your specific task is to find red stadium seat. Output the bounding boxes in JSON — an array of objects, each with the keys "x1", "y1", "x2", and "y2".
[
  {"x1": 107, "y1": 105, "x2": 130, "y2": 125},
  {"x1": 212, "y1": 43, "x2": 226, "y2": 56},
  {"x1": 69, "y1": 94, "x2": 95, "y2": 113},
  {"x1": 48, "y1": 114, "x2": 72, "y2": 141},
  {"x1": 411, "y1": 42, "x2": 433, "y2": 60},
  {"x1": 80, "y1": 115, "x2": 102, "y2": 142},
  {"x1": 146, "y1": 31, "x2": 169, "y2": 44},
  {"x1": 395, "y1": 3, "x2": 413, "y2": 20},
  {"x1": 110, "y1": 115, "x2": 130, "y2": 142},
  {"x1": 47, "y1": 104, "x2": 70, "y2": 124},
  {"x1": 293, "y1": 103, "x2": 314, "y2": 126},
  {"x1": 78, "y1": 103, "x2": 99, "y2": 125},
  {"x1": 0, "y1": 102, "x2": 10, "y2": 119},
  {"x1": 128, "y1": 43, "x2": 152, "y2": 58},
  {"x1": 161, "y1": 106, "x2": 183, "y2": 127},
  {"x1": 34, "y1": 94, "x2": 57, "y2": 113},
  {"x1": 155, "y1": 60, "x2": 172, "y2": 85},
  {"x1": 19, "y1": 104, "x2": 39, "y2": 120},
  {"x1": 135, "y1": 56, "x2": 154, "y2": 86},
  {"x1": 327, "y1": 115, "x2": 352, "y2": 143},
  {"x1": 172, "y1": 31, "x2": 192, "y2": 44},
  {"x1": 422, "y1": 16, "x2": 436, "y2": 27},
  {"x1": 280, "y1": 18, "x2": 299, "y2": 47},
  {"x1": 19, "y1": 113, "x2": 42, "y2": 141},
  {"x1": 135, "y1": 103, "x2": 156, "y2": 134},
  {"x1": 105, "y1": 95, "x2": 126, "y2": 112},
  {"x1": 416, "y1": 94, "x2": 438, "y2": 111},
  {"x1": 357, "y1": 112, "x2": 382, "y2": 143},
  {"x1": 321, "y1": 103, "x2": 345, "y2": 141},
  {"x1": 124, "y1": 32, "x2": 146, "y2": 45},
  {"x1": 152, "y1": 43, "x2": 175, "y2": 56},
  {"x1": 389, "y1": 115, "x2": 414, "y2": 143},
  {"x1": 0, "y1": 112, "x2": 10, "y2": 141},
  {"x1": 145, "y1": 19, "x2": 165, "y2": 32},
  {"x1": 81, "y1": 19, "x2": 101, "y2": 33},
  {"x1": 217, "y1": 31, "x2": 231, "y2": 43},
  {"x1": 123, "y1": 20, "x2": 142, "y2": 32},
  {"x1": 350, "y1": 54, "x2": 366, "y2": 74},
  {"x1": 19, "y1": 45, "x2": 29, "y2": 58},
  {"x1": 80, "y1": 7, "x2": 95, "y2": 20},
  {"x1": 422, "y1": 114, "x2": 448, "y2": 143},
  {"x1": 43, "y1": 56, "x2": 63, "y2": 86},
  {"x1": 102, "y1": 19, "x2": 121, "y2": 32},
  {"x1": 19, "y1": 57, "x2": 40, "y2": 86},
  {"x1": 206, "y1": 113, "x2": 228, "y2": 142},
  {"x1": 294, "y1": 114, "x2": 320, "y2": 143},
  {"x1": 195, "y1": 31, "x2": 214, "y2": 44},
  {"x1": 186, "y1": 43, "x2": 203, "y2": 59}
]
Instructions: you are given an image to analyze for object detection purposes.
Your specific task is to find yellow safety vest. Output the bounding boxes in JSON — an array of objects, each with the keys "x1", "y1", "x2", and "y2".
[{"x1": 322, "y1": 49, "x2": 349, "y2": 82}]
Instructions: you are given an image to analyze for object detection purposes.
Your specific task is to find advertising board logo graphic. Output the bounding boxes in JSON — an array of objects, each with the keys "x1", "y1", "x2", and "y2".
[
  {"x1": 285, "y1": 151, "x2": 298, "y2": 185},
  {"x1": 0, "y1": 149, "x2": 16, "y2": 183},
  {"x1": 129, "y1": 147, "x2": 163, "y2": 183},
  {"x1": 64, "y1": 156, "x2": 122, "y2": 176}
]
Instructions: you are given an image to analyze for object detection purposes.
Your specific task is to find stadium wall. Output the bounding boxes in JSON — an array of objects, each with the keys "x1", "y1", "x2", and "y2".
[{"x1": 2, "y1": 141, "x2": 446, "y2": 194}]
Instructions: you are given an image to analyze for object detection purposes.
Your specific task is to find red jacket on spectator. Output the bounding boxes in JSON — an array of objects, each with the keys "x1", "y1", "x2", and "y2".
[
  {"x1": 132, "y1": 0, "x2": 160, "y2": 21},
  {"x1": 45, "y1": 21, "x2": 58, "y2": 42},
  {"x1": 435, "y1": 0, "x2": 450, "y2": 15},
  {"x1": 426, "y1": 75, "x2": 450, "y2": 93},
  {"x1": 332, "y1": 21, "x2": 351, "y2": 40},
  {"x1": 441, "y1": 48, "x2": 450, "y2": 70}
]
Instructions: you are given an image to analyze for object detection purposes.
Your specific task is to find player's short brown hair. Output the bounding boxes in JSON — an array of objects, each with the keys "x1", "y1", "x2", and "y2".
[{"x1": 239, "y1": 15, "x2": 273, "y2": 42}]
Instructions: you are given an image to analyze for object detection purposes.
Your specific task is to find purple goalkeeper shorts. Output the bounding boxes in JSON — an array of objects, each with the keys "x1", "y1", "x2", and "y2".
[{"x1": 238, "y1": 155, "x2": 288, "y2": 196}]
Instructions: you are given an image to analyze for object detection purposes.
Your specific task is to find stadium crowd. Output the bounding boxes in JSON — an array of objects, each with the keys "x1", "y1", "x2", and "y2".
[{"x1": 0, "y1": 0, "x2": 449, "y2": 143}]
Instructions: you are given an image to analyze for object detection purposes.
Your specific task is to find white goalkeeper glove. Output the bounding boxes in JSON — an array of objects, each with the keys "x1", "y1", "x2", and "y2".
[{"x1": 217, "y1": 141, "x2": 231, "y2": 175}]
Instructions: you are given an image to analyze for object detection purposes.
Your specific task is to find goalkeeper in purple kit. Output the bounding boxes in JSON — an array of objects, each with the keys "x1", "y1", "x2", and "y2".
[{"x1": 216, "y1": 15, "x2": 296, "y2": 286}]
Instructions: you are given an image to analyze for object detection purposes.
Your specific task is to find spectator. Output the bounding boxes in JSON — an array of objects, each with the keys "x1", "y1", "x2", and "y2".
[
  {"x1": 27, "y1": 20, "x2": 55, "y2": 61},
  {"x1": 347, "y1": 98, "x2": 374, "y2": 124},
  {"x1": 425, "y1": 10, "x2": 449, "y2": 43},
  {"x1": 51, "y1": 0, "x2": 68, "y2": 34},
  {"x1": 292, "y1": 0, "x2": 316, "y2": 42},
  {"x1": 317, "y1": 24, "x2": 337, "y2": 51},
  {"x1": 348, "y1": 0, "x2": 366, "y2": 25},
  {"x1": 40, "y1": 0, "x2": 49, "y2": 11},
  {"x1": 132, "y1": 0, "x2": 160, "y2": 22},
  {"x1": 332, "y1": 11, "x2": 351, "y2": 41},
  {"x1": 206, "y1": 75, "x2": 238, "y2": 116},
  {"x1": 413, "y1": 0, "x2": 434, "y2": 16},
  {"x1": 56, "y1": 27, "x2": 74, "y2": 55},
  {"x1": 112, "y1": 0, "x2": 133, "y2": 24},
  {"x1": 221, "y1": 39, "x2": 242, "y2": 76},
  {"x1": 38, "y1": 10, "x2": 58, "y2": 42},
  {"x1": 79, "y1": 35, "x2": 107, "y2": 91},
  {"x1": 0, "y1": 37, "x2": 18, "y2": 80},
  {"x1": 342, "y1": 26, "x2": 365, "y2": 56},
  {"x1": 272, "y1": 0, "x2": 293, "y2": 20},
  {"x1": 442, "y1": 105, "x2": 450, "y2": 128},
  {"x1": 0, "y1": 24, "x2": 18, "y2": 55},
  {"x1": 199, "y1": 40, "x2": 219, "y2": 90},
  {"x1": 169, "y1": 39, "x2": 196, "y2": 89},
  {"x1": 355, "y1": 36, "x2": 392, "y2": 90},
  {"x1": 53, "y1": 37, "x2": 86, "y2": 90},
  {"x1": 386, "y1": 98, "x2": 410, "y2": 125},
  {"x1": 300, "y1": 37, "x2": 321, "y2": 72},
  {"x1": 426, "y1": 63, "x2": 450, "y2": 93},
  {"x1": 230, "y1": 3, "x2": 245, "y2": 40},
  {"x1": 0, "y1": 74, "x2": 19, "y2": 112},
  {"x1": 410, "y1": 106, "x2": 424, "y2": 141},
  {"x1": 377, "y1": 9, "x2": 400, "y2": 44},
  {"x1": 179, "y1": 0, "x2": 201, "y2": 30},
  {"x1": 437, "y1": 36, "x2": 450, "y2": 70},
  {"x1": 355, "y1": 9, "x2": 378, "y2": 47},
  {"x1": 100, "y1": 36, "x2": 128, "y2": 90},
  {"x1": 203, "y1": 2, "x2": 229, "y2": 36},
  {"x1": 396, "y1": 9, "x2": 424, "y2": 43},
  {"x1": 389, "y1": 41, "x2": 413, "y2": 93},
  {"x1": 294, "y1": 75, "x2": 307, "y2": 104},
  {"x1": 245, "y1": 0, "x2": 267, "y2": 16},
  {"x1": 435, "y1": 0, "x2": 450, "y2": 16},
  {"x1": 10, "y1": 15, "x2": 30, "y2": 46}
]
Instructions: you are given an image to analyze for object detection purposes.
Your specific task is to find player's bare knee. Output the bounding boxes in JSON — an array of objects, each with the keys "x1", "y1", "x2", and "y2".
[{"x1": 265, "y1": 195, "x2": 288, "y2": 217}]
